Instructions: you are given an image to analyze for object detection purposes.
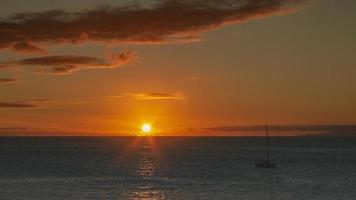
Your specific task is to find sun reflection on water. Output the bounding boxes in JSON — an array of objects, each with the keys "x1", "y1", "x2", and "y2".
[
  {"x1": 128, "y1": 139, "x2": 166, "y2": 200},
  {"x1": 135, "y1": 147, "x2": 155, "y2": 178}
]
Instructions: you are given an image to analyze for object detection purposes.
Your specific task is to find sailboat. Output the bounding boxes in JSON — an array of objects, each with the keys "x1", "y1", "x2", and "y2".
[{"x1": 255, "y1": 125, "x2": 276, "y2": 168}]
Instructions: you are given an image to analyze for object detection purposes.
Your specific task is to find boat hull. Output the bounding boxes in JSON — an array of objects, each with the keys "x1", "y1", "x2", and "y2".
[{"x1": 255, "y1": 160, "x2": 276, "y2": 168}]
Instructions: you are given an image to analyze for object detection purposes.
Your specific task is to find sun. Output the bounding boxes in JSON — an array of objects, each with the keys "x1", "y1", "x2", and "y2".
[{"x1": 141, "y1": 124, "x2": 152, "y2": 135}]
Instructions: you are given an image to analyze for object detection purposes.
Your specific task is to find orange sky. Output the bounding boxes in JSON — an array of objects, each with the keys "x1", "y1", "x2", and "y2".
[{"x1": 1, "y1": 0, "x2": 356, "y2": 136}]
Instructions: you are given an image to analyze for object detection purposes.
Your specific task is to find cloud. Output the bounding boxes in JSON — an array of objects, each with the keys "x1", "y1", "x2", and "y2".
[
  {"x1": 0, "y1": 0, "x2": 306, "y2": 53},
  {"x1": 0, "y1": 78, "x2": 18, "y2": 84},
  {"x1": 0, "y1": 126, "x2": 33, "y2": 135},
  {"x1": 132, "y1": 93, "x2": 184, "y2": 100},
  {"x1": 0, "y1": 63, "x2": 11, "y2": 70},
  {"x1": 0, "y1": 102, "x2": 37, "y2": 108},
  {"x1": 0, "y1": 127, "x2": 28, "y2": 131},
  {"x1": 0, "y1": 51, "x2": 134, "y2": 74},
  {"x1": 108, "y1": 93, "x2": 184, "y2": 100},
  {"x1": 30, "y1": 98, "x2": 55, "y2": 102},
  {"x1": 11, "y1": 41, "x2": 46, "y2": 55},
  {"x1": 207, "y1": 125, "x2": 356, "y2": 136},
  {"x1": 0, "y1": 98, "x2": 58, "y2": 109}
]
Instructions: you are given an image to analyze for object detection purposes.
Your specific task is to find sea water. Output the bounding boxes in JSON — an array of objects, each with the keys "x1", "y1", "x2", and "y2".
[{"x1": 0, "y1": 137, "x2": 355, "y2": 200}]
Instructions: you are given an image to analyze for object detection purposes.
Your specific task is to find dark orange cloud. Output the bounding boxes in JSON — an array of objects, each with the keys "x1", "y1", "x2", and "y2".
[
  {"x1": 0, "y1": 0, "x2": 306, "y2": 53},
  {"x1": 11, "y1": 42, "x2": 46, "y2": 55},
  {"x1": 0, "y1": 102, "x2": 36, "y2": 108},
  {"x1": 0, "y1": 51, "x2": 134, "y2": 74},
  {"x1": 0, "y1": 78, "x2": 18, "y2": 84},
  {"x1": 0, "y1": 63, "x2": 11, "y2": 70}
]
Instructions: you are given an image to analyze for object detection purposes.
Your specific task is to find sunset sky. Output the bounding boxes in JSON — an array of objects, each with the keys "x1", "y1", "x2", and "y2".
[{"x1": 0, "y1": 0, "x2": 355, "y2": 136}]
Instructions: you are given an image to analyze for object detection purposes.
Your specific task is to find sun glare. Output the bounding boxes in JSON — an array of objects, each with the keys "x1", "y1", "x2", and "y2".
[{"x1": 141, "y1": 124, "x2": 152, "y2": 135}]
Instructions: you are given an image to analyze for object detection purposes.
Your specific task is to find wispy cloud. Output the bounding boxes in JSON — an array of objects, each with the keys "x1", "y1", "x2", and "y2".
[
  {"x1": 0, "y1": 63, "x2": 12, "y2": 70},
  {"x1": 0, "y1": 97, "x2": 62, "y2": 109},
  {"x1": 0, "y1": 52, "x2": 134, "y2": 74},
  {"x1": 11, "y1": 41, "x2": 46, "y2": 55},
  {"x1": 0, "y1": 102, "x2": 37, "y2": 108},
  {"x1": 108, "y1": 93, "x2": 184, "y2": 101},
  {"x1": 0, "y1": 0, "x2": 307, "y2": 53},
  {"x1": 132, "y1": 93, "x2": 184, "y2": 100},
  {"x1": 0, "y1": 126, "x2": 36, "y2": 136},
  {"x1": 0, "y1": 127, "x2": 28, "y2": 131},
  {"x1": 207, "y1": 125, "x2": 356, "y2": 136},
  {"x1": 0, "y1": 78, "x2": 18, "y2": 84},
  {"x1": 30, "y1": 98, "x2": 55, "y2": 102}
]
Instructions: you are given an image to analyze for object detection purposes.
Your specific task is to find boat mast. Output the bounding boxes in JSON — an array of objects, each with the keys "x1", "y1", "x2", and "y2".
[{"x1": 266, "y1": 125, "x2": 270, "y2": 162}]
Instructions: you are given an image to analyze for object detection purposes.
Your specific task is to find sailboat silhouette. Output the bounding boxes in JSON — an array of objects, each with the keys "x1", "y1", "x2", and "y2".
[{"x1": 255, "y1": 125, "x2": 276, "y2": 168}]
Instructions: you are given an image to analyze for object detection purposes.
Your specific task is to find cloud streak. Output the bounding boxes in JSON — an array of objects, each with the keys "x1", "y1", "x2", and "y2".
[
  {"x1": 30, "y1": 98, "x2": 55, "y2": 102},
  {"x1": 0, "y1": 78, "x2": 18, "y2": 84},
  {"x1": 0, "y1": 0, "x2": 306, "y2": 53},
  {"x1": 0, "y1": 102, "x2": 37, "y2": 108},
  {"x1": 11, "y1": 41, "x2": 46, "y2": 55},
  {"x1": 207, "y1": 125, "x2": 356, "y2": 136},
  {"x1": 132, "y1": 93, "x2": 184, "y2": 100},
  {"x1": 0, "y1": 127, "x2": 28, "y2": 131},
  {"x1": 108, "y1": 93, "x2": 184, "y2": 100},
  {"x1": 0, "y1": 51, "x2": 134, "y2": 74}
]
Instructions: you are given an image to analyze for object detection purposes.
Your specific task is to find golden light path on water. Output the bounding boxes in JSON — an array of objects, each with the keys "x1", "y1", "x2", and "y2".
[{"x1": 126, "y1": 137, "x2": 167, "y2": 200}]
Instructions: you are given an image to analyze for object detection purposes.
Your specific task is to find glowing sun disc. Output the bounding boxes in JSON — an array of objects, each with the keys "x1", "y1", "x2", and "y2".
[{"x1": 141, "y1": 124, "x2": 152, "y2": 134}]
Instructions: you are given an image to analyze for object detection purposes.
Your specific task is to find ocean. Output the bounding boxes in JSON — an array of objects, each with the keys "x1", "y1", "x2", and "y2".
[{"x1": 0, "y1": 137, "x2": 355, "y2": 200}]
